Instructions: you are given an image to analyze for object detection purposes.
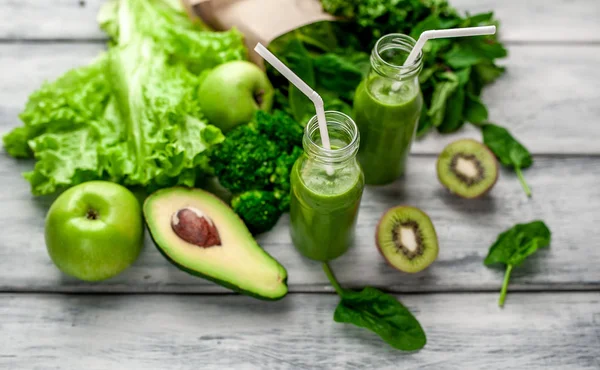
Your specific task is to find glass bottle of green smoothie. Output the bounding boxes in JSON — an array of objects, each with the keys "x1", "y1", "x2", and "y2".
[
  {"x1": 354, "y1": 34, "x2": 424, "y2": 185},
  {"x1": 290, "y1": 111, "x2": 364, "y2": 261}
]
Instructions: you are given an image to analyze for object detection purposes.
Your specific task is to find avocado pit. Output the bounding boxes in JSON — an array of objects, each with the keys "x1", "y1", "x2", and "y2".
[{"x1": 171, "y1": 207, "x2": 221, "y2": 248}]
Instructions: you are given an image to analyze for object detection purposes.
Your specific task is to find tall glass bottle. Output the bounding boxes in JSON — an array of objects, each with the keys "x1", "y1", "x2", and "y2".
[
  {"x1": 290, "y1": 111, "x2": 364, "y2": 261},
  {"x1": 353, "y1": 34, "x2": 424, "y2": 185}
]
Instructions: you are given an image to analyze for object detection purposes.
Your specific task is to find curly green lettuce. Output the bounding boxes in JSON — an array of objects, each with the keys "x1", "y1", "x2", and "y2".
[{"x1": 3, "y1": 0, "x2": 246, "y2": 195}]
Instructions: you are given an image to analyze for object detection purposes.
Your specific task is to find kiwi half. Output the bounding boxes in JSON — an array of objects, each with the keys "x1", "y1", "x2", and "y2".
[
  {"x1": 437, "y1": 139, "x2": 498, "y2": 198},
  {"x1": 376, "y1": 206, "x2": 439, "y2": 273}
]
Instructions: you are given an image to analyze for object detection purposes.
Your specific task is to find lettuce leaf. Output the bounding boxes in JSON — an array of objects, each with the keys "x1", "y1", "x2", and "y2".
[{"x1": 3, "y1": 0, "x2": 245, "y2": 195}]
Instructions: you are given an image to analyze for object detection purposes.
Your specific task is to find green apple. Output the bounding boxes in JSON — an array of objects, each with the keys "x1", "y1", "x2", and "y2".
[
  {"x1": 45, "y1": 181, "x2": 144, "y2": 281},
  {"x1": 198, "y1": 60, "x2": 274, "y2": 132}
]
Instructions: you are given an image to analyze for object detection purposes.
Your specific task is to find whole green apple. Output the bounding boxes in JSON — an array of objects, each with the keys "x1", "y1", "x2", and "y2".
[
  {"x1": 45, "y1": 181, "x2": 144, "y2": 281},
  {"x1": 199, "y1": 60, "x2": 274, "y2": 132}
]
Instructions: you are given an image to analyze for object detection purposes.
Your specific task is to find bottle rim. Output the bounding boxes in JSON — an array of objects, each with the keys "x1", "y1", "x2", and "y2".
[
  {"x1": 304, "y1": 111, "x2": 359, "y2": 163},
  {"x1": 371, "y1": 33, "x2": 423, "y2": 79}
]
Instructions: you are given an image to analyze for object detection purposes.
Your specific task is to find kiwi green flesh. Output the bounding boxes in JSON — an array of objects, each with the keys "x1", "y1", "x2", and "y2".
[
  {"x1": 437, "y1": 139, "x2": 498, "y2": 198},
  {"x1": 377, "y1": 206, "x2": 439, "y2": 273}
]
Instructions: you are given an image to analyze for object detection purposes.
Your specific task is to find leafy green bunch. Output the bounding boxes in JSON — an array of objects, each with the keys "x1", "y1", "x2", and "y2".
[
  {"x1": 210, "y1": 110, "x2": 304, "y2": 234},
  {"x1": 3, "y1": 0, "x2": 246, "y2": 195},
  {"x1": 268, "y1": 0, "x2": 506, "y2": 137},
  {"x1": 269, "y1": 1, "x2": 536, "y2": 195},
  {"x1": 268, "y1": 22, "x2": 370, "y2": 125}
]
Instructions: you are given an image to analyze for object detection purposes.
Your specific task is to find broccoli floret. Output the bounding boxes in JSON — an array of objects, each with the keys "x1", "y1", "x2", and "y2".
[
  {"x1": 209, "y1": 110, "x2": 304, "y2": 234},
  {"x1": 255, "y1": 110, "x2": 304, "y2": 151},
  {"x1": 232, "y1": 190, "x2": 281, "y2": 235},
  {"x1": 270, "y1": 146, "x2": 303, "y2": 194},
  {"x1": 210, "y1": 124, "x2": 280, "y2": 194}
]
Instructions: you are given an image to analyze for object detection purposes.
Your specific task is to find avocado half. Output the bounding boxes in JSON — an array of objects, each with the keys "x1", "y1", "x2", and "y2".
[{"x1": 144, "y1": 187, "x2": 288, "y2": 300}]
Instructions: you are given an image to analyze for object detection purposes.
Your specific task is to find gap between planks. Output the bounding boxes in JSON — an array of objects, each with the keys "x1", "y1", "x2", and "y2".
[{"x1": 1, "y1": 285, "x2": 599, "y2": 295}]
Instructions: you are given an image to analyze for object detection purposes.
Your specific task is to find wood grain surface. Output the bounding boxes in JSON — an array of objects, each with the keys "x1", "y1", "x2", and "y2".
[
  {"x1": 1, "y1": 0, "x2": 599, "y2": 42},
  {"x1": 1, "y1": 156, "x2": 598, "y2": 293},
  {"x1": 0, "y1": 293, "x2": 598, "y2": 369},
  {"x1": 1, "y1": 1, "x2": 599, "y2": 369},
  {"x1": 1, "y1": 43, "x2": 600, "y2": 155}
]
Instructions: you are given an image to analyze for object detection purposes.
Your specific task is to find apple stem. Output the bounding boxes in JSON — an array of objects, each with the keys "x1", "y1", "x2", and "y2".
[
  {"x1": 254, "y1": 90, "x2": 264, "y2": 105},
  {"x1": 86, "y1": 209, "x2": 99, "y2": 220}
]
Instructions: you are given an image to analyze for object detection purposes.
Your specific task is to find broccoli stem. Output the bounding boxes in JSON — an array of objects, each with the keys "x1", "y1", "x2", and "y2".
[
  {"x1": 515, "y1": 167, "x2": 532, "y2": 197},
  {"x1": 498, "y1": 264, "x2": 513, "y2": 307},
  {"x1": 323, "y1": 262, "x2": 344, "y2": 296}
]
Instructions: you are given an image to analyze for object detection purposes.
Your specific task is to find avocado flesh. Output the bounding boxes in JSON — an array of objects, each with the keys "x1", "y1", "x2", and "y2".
[{"x1": 144, "y1": 187, "x2": 288, "y2": 300}]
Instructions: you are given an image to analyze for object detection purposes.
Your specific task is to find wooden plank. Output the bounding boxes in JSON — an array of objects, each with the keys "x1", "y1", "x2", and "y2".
[
  {"x1": 0, "y1": 0, "x2": 599, "y2": 42},
  {"x1": 0, "y1": 293, "x2": 598, "y2": 369},
  {"x1": 455, "y1": 0, "x2": 600, "y2": 42},
  {"x1": 1, "y1": 155, "x2": 599, "y2": 293},
  {"x1": 0, "y1": 0, "x2": 104, "y2": 40},
  {"x1": 1, "y1": 43, "x2": 600, "y2": 155}
]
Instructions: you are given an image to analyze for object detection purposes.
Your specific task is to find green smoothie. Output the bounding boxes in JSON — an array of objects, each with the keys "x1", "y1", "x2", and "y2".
[
  {"x1": 354, "y1": 76, "x2": 423, "y2": 185},
  {"x1": 289, "y1": 111, "x2": 364, "y2": 262},
  {"x1": 353, "y1": 33, "x2": 424, "y2": 185},
  {"x1": 290, "y1": 159, "x2": 364, "y2": 261}
]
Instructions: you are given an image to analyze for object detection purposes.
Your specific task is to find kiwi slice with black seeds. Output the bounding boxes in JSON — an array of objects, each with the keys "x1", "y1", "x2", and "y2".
[
  {"x1": 437, "y1": 139, "x2": 498, "y2": 198},
  {"x1": 376, "y1": 206, "x2": 439, "y2": 273}
]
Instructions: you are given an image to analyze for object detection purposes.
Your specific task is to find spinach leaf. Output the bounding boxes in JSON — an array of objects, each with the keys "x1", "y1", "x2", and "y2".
[
  {"x1": 481, "y1": 123, "x2": 533, "y2": 196},
  {"x1": 462, "y1": 11, "x2": 494, "y2": 26},
  {"x1": 438, "y1": 86, "x2": 465, "y2": 133},
  {"x1": 474, "y1": 62, "x2": 505, "y2": 85},
  {"x1": 416, "y1": 104, "x2": 433, "y2": 137},
  {"x1": 335, "y1": 287, "x2": 427, "y2": 351},
  {"x1": 437, "y1": 67, "x2": 470, "y2": 133},
  {"x1": 410, "y1": 14, "x2": 442, "y2": 39},
  {"x1": 273, "y1": 38, "x2": 317, "y2": 123},
  {"x1": 445, "y1": 37, "x2": 506, "y2": 69},
  {"x1": 445, "y1": 43, "x2": 484, "y2": 69},
  {"x1": 313, "y1": 53, "x2": 368, "y2": 101},
  {"x1": 419, "y1": 66, "x2": 438, "y2": 84},
  {"x1": 484, "y1": 221, "x2": 551, "y2": 307},
  {"x1": 271, "y1": 1, "x2": 508, "y2": 139},
  {"x1": 464, "y1": 92, "x2": 488, "y2": 124},
  {"x1": 323, "y1": 263, "x2": 426, "y2": 351},
  {"x1": 428, "y1": 72, "x2": 459, "y2": 127}
]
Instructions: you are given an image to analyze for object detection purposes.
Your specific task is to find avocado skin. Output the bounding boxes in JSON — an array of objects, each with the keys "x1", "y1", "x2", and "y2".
[
  {"x1": 143, "y1": 187, "x2": 288, "y2": 301},
  {"x1": 147, "y1": 226, "x2": 288, "y2": 301}
]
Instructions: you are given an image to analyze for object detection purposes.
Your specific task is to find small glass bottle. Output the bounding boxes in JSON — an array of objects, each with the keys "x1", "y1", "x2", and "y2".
[
  {"x1": 289, "y1": 111, "x2": 364, "y2": 261},
  {"x1": 353, "y1": 33, "x2": 424, "y2": 185}
]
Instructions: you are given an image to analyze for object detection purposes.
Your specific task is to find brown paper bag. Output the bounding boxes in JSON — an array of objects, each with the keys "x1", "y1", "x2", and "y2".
[{"x1": 182, "y1": 0, "x2": 335, "y2": 67}]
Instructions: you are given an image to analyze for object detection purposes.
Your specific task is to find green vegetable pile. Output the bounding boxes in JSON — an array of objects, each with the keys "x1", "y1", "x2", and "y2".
[
  {"x1": 210, "y1": 110, "x2": 304, "y2": 234},
  {"x1": 269, "y1": 0, "x2": 506, "y2": 136},
  {"x1": 268, "y1": 0, "x2": 534, "y2": 196},
  {"x1": 2, "y1": 0, "x2": 246, "y2": 195},
  {"x1": 1, "y1": 0, "x2": 553, "y2": 355}
]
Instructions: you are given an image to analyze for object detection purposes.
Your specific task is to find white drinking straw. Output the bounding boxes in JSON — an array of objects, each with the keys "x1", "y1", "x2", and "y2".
[
  {"x1": 254, "y1": 43, "x2": 331, "y2": 151},
  {"x1": 404, "y1": 25, "x2": 497, "y2": 66}
]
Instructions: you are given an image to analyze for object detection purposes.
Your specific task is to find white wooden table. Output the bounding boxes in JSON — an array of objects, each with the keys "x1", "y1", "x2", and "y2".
[{"x1": 1, "y1": 1, "x2": 599, "y2": 369}]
